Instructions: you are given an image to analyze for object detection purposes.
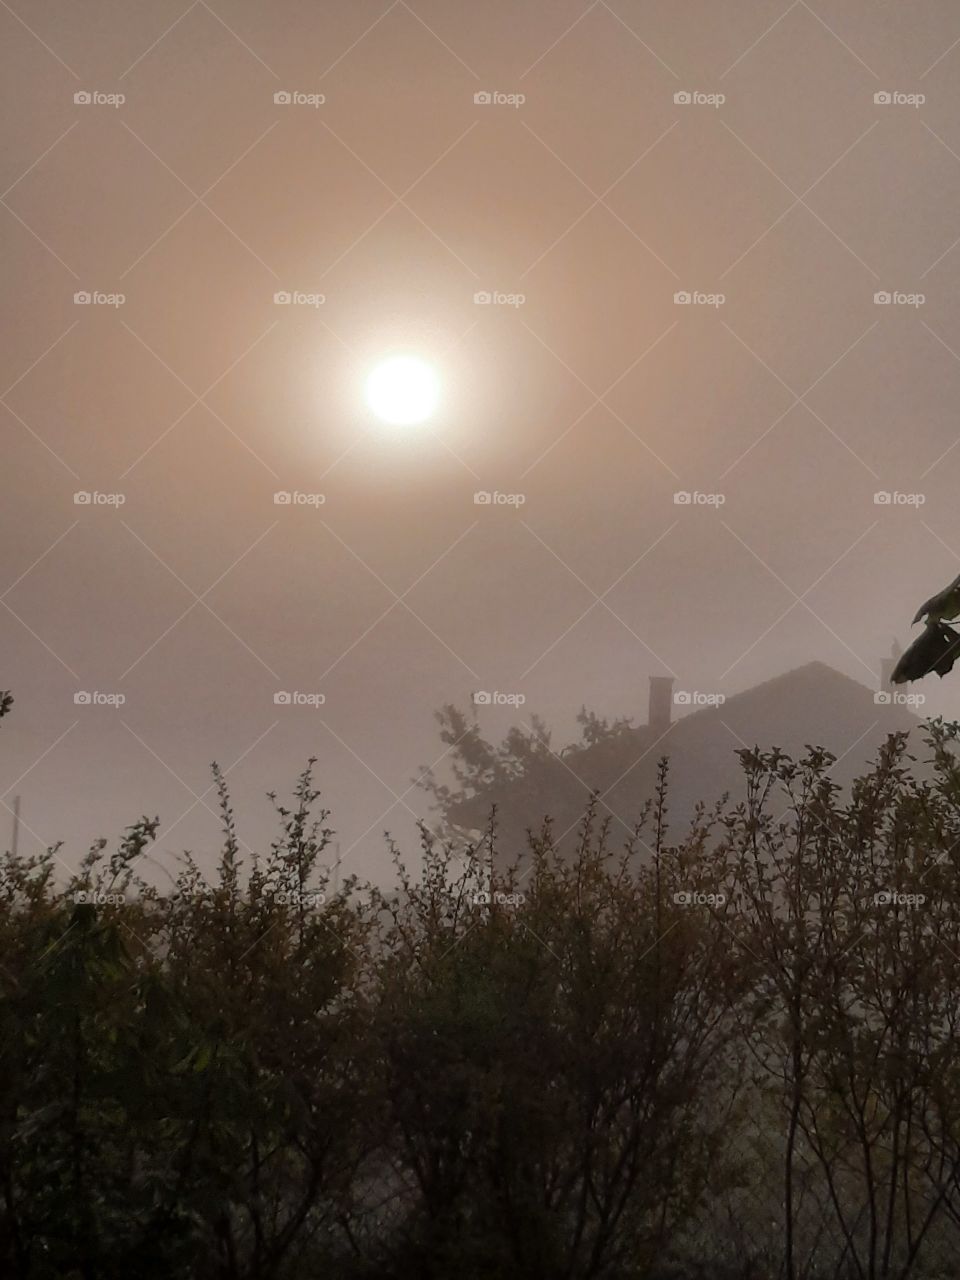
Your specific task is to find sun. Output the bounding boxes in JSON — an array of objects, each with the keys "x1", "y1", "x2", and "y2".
[{"x1": 365, "y1": 355, "x2": 440, "y2": 426}]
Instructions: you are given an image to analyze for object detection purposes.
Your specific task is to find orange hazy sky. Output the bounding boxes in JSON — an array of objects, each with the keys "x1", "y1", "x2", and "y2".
[{"x1": 3, "y1": 0, "x2": 960, "y2": 879}]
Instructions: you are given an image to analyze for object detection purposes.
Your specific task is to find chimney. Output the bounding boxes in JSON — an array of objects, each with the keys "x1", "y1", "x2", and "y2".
[
  {"x1": 648, "y1": 676, "x2": 674, "y2": 736},
  {"x1": 879, "y1": 638, "x2": 903, "y2": 693}
]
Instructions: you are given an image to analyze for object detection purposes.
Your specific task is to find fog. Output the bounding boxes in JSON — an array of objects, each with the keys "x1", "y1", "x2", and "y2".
[{"x1": 4, "y1": 0, "x2": 960, "y2": 882}]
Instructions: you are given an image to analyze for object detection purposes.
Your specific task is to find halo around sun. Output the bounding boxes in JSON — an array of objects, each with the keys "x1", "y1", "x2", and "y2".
[{"x1": 365, "y1": 355, "x2": 440, "y2": 426}]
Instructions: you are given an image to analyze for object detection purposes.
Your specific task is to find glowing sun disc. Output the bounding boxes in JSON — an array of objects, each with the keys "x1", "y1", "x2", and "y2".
[{"x1": 365, "y1": 355, "x2": 440, "y2": 425}]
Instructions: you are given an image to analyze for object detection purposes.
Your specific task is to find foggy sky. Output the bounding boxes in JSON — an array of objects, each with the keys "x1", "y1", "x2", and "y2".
[{"x1": 3, "y1": 0, "x2": 960, "y2": 882}]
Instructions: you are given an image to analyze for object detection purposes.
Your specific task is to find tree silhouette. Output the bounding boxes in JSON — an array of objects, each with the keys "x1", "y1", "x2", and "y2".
[{"x1": 0, "y1": 712, "x2": 958, "y2": 1275}]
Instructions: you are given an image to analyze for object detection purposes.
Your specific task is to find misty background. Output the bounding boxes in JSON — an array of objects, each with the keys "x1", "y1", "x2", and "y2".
[{"x1": 3, "y1": 0, "x2": 960, "y2": 883}]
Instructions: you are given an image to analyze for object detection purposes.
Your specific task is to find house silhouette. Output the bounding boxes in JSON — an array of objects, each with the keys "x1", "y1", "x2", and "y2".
[{"x1": 446, "y1": 650, "x2": 929, "y2": 858}]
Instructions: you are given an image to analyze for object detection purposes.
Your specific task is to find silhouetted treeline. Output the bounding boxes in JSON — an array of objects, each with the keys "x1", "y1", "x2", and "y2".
[{"x1": 3, "y1": 705, "x2": 960, "y2": 1276}]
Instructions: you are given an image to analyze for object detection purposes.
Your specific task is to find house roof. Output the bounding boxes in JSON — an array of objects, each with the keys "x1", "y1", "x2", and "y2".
[
  {"x1": 575, "y1": 661, "x2": 924, "y2": 823},
  {"x1": 447, "y1": 663, "x2": 930, "y2": 851}
]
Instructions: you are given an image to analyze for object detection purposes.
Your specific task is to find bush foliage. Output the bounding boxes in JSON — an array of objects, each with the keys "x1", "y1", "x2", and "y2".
[{"x1": 2, "y1": 691, "x2": 960, "y2": 1277}]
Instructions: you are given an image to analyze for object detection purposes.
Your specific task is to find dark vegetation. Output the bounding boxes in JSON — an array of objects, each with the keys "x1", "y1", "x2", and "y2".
[{"x1": 1, "y1": 687, "x2": 960, "y2": 1277}]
